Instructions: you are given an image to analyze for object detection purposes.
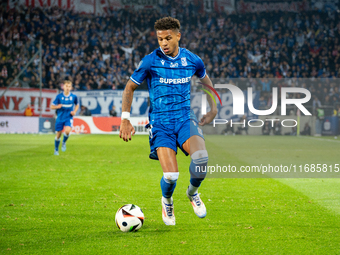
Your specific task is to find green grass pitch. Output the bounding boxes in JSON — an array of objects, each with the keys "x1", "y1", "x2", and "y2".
[{"x1": 1, "y1": 134, "x2": 340, "y2": 254}]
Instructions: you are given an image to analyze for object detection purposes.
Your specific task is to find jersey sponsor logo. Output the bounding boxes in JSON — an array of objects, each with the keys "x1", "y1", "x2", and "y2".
[
  {"x1": 62, "y1": 104, "x2": 73, "y2": 108},
  {"x1": 170, "y1": 62, "x2": 178, "y2": 68},
  {"x1": 70, "y1": 96, "x2": 72, "y2": 100},
  {"x1": 161, "y1": 60, "x2": 165, "y2": 65},
  {"x1": 159, "y1": 77, "x2": 191, "y2": 84},
  {"x1": 181, "y1": 57, "x2": 187, "y2": 66}
]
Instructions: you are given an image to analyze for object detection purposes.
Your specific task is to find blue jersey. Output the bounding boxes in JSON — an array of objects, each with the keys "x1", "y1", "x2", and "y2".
[
  {"x1": 52, "y1": 92, "x2": 78, "y2": 122},
  {"x1": 130, "y1": 47, "x2": 206, "y2": 124}
]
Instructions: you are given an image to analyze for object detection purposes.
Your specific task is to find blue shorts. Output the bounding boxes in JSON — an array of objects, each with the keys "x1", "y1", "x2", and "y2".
[
  {"x1": 55, "y1": 118, "x2": 73, "y2": 132},
  {"x1": 147, "y1": 118, "x2": 204, "y2": 160}
]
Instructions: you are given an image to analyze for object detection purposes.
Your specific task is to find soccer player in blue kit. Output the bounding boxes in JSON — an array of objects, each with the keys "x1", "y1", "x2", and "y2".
[
  {"x1": 119, "y1": 17, "x2": 217, "y2": 225},
  {"x1": 51, "y1": 80, "x2": 79, "y2": 155}
]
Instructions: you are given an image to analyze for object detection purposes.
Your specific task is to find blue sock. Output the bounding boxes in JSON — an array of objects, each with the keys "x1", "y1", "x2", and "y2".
[
  {"x1": 189, "y1": 151, "x2": 208, "y2": 188},
  {"x1": 55, "y1": 137, "x2": 61, "y2": 151},
  {"x1": 160, "y1": 176, "x2": 177, "y2": 199},
  {"x1": 63, "y1": 134, "x2": 69, "y2": 143}
]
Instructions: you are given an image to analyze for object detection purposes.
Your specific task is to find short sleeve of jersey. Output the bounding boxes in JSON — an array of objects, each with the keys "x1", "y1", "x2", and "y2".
[
  {"x1": 194, "y1": 56, "x2": 206, "y2": 79},
  {"x1": 52, "y1": 95, "x2": 60, "y2": 105},
  {"x1": 130, "y1": 55, "x2": 151, "y2": 85}
]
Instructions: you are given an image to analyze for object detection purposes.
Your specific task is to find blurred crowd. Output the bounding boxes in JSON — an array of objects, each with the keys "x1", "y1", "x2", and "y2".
[{"x1": 0, "y1": 1, "x2": 340, "y2": 111}]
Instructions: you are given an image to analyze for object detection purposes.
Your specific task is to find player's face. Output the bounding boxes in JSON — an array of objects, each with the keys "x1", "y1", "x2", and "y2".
[
  {"x1": 157, "y1": 29, "x2": 181, "y2": 57},
  {"x1": 63, "y1": 83, "x2": 72, "y2": 94}
]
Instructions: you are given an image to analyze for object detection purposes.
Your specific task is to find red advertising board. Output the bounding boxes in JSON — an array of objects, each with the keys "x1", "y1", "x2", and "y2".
[
  {"x1": 0, "y1": 88, "x2": 58, "y2": 117},
  {"x1": 71, "y1": 116, "x2": 149, "y2": 134}
]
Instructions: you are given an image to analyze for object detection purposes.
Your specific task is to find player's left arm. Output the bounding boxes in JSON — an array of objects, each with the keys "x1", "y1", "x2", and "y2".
[
  {"x1": 199, "y1": 74, "x2": 218, "y2": 126},
  {"x1": 71, "y1": 104, "x2": 79, "y2": 116},
  {"x1": 71, "y1": 95, "x2": 79, "y2": 116}
]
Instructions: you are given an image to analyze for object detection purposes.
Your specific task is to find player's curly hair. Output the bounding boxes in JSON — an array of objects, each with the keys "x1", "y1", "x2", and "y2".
[{"x1": 154, "y1": 17, "x2": 180, "y2": 31}]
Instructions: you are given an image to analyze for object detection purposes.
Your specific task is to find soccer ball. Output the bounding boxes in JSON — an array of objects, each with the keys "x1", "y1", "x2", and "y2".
[{"x1": 115, "y1": 204, "x2": 144, "y2": 232}]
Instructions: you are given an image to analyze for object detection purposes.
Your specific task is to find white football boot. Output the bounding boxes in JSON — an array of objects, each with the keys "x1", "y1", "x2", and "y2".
[
  {"x1": 61, "y1": 142, "x2": 66, "y2": 152},
  {"x1": 161, "y1": 197, "x2": 175, "y2": 225},
  {"x1": 186, "y1": 188, "x2": 207, "y2": 218}
]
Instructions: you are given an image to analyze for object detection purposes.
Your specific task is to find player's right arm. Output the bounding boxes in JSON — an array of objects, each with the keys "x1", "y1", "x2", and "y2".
[
  {"x1": 51, "y1": 95, "x2": 62, "y2": 109},
  {"x1": 120, "y1": 55, "x2": 151, "y2": 142},
  {"x1": 119, "y1": 79, "x2": 139, "y2": 142},
  {"x1": 51, "y1": 104, "x2": 62, "y2": 110}
]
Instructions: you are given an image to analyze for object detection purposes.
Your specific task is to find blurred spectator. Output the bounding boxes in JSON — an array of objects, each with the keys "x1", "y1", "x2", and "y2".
[
  {"x1": 258, "y1": 95, "x2": 267, "y2": 110},
  {"x1": 222, "y1": 121, "x2": 235, "y2": 135},
  {"x1": 312, "y1": 96, "x2": 322, "y2": 112},
  {"x1": 300, "y1": 122, "x2": 311, "y2": 136},
  {"x1": 273, "y1": 121, "x2": 281, "y2": 135},
  {"x1": 24, "y1": 104, "x2": 34, "y2": 116},
  {"x1": 262, "y1": 121, "x2": 271, "y2": 135},
  {"x1": 109, "y1": 105, "x2": 117, "y2": 117},
  {"x1": 285, "y1": 126, "x2": 297, "y2": 136},
  {"x1": 236, "y1": 115, "x2": 248, "y2": 135},
  {"x1": 79, "y1": 105, "x2": 91, "y2": 116},
  {"x1": 315, "y1": 107, "x2": 324, "y2": 135},
  {"x1": 260, "y1": 78, "x2": 271, "y2": 92}
]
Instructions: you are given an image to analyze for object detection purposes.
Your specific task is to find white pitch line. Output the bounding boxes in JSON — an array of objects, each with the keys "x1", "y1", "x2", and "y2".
[{"x1": 300, "y1": 136, "x2": 340, "y2": 144}]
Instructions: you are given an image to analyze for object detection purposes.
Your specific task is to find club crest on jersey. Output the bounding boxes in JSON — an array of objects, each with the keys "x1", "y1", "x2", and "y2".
[
  {"x1": 170, "y1": 62, "x2": 178, "y2": 68},
  {"x1": 181, "y1": 57, "x2": 187, "y2": 66},
  {"x1": 161, "y1": 60, "x2": 165, "y2": 65}
]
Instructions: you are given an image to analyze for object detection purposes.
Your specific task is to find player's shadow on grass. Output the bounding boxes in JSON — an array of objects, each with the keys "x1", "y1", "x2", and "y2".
[{"x1": 111, "y1": 227, "x2": 172, "y2": 236}]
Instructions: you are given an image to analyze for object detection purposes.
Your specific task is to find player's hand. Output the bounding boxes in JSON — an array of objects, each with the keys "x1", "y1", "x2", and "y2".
[
  {"x1": 70, "y1": 111, "x2": 76, "y2": 116},
  {"x1": 199, "y1": 110, "x2": 217, "y2": 126},
  {"x1": 119, "y1": 119, "x2": 135, "y2": 142},
  {"x1": 57, "y1": 104, "x2": 62, "y2": 109}
]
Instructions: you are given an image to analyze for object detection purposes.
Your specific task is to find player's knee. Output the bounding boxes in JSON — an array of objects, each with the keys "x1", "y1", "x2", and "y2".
[
  {"x1": 191, "y1": 150, "x2": 208, "y2": 165},
  {"x1": 163, "y1": 172, "x2": 179, "y2": 184},
  {"x1": 64, "y1": 128, "x2": 71, "y2": 135},
  {"x1": 190, "y1": 150, "x2": 208, "y2": 179}
]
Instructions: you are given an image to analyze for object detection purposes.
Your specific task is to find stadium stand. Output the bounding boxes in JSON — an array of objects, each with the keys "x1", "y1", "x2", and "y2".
[{"x1": 0, "y1": 1, "x2": 339, "y2": 114}]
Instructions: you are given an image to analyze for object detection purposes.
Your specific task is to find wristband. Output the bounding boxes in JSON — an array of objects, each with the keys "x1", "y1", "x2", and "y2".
[{"x1": 121, "y1": 112, "x2": 130, "y2": 120}]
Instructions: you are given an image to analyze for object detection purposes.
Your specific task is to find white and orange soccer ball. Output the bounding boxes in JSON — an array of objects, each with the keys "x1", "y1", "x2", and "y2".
[{"x1": 115, "y1": 204, "x2": 144, "y2": 232}]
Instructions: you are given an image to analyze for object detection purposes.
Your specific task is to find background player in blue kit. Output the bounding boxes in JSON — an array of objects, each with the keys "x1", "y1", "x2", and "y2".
[
  {"x1": 51, "y1": 80, "x2": 79, "y2": 155},
  {"x1": 119, "y1": 17, "x2": 217, "y2": 225}
]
